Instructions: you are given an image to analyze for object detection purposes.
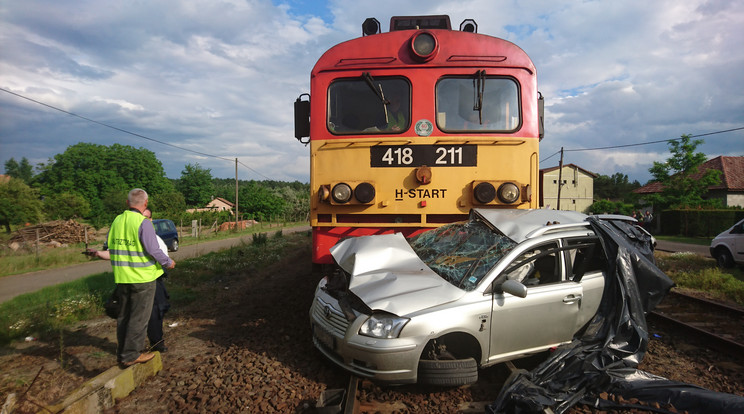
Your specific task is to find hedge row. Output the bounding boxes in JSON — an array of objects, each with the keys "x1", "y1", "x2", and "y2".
[{"x1": 660, "y1": 209, "x2": 744, "y2": 237}]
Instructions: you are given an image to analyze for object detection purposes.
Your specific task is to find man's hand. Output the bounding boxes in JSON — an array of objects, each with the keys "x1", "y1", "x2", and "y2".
[{"x1": 167, "y1": 260, "x2": 176, "y2": 269}]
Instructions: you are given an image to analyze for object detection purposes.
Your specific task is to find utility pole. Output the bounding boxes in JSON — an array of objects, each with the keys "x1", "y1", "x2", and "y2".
[
  {"x1": 235, "y1": 158, "x2": 239, "y2": 230},
  {"x1": 556, "y1": 147, "x2": 564, "y2": 210}
]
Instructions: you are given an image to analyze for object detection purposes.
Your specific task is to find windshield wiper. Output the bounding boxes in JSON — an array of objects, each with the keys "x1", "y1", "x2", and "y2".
[
  {"x1": 362, "y1": 72, "x2": 390, "y2": 123},
  {"x1": 472, "y1": 69, "x2": 486, "y2": 124}
]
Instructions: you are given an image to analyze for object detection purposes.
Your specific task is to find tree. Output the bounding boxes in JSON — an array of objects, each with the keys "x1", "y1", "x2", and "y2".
[
  {"x1": 43, "y1": 192, "x2": 91, "y2": 220},
  {"x1": 4, "y1": 157, "x2": 34, "y2": 184},
  {"x1": 150, "y1": 191, "x2": 187, "y2": 220},
  {"x1": 646, "y1": 135, "x2": 721, "y2": 209},
  {"x1": 593, "y1": 173, "x2": 641, "y2": 203},
  {"x1": 35, "y1": 143, "x2": 174, "y2": 224},
  {"x1": 177, "y1": 163, "x2": 214, "y2": 207},
  {"x1": 238, "y1": 181, "x2": 286, "y2": 220},
  {"x1": 0, "y1": 177, "x2": 43, "y2": 232}
]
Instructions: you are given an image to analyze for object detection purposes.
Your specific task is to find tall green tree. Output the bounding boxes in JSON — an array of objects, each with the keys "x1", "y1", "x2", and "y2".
[
  {"x1": 35, "y1": 143, "x2": 174, "y2": 226},
  {"x1": 238, "y1": 181, "x2": 286, "y2": 220},
  {"x1": 647, "y1": 135, "x2": 721, "y2": 209},
  {"x1": 150, "y1": 191, "x2": 187, "y2": 220},
  {"x1": 4, "y1": 157, "x2": 34, "y2": 184},
  {"x1": 43, "y1": 192, "x2": 91, "y2": 220},
  {"x1": 593, "y1": 172, "x2": 641, "y2": 203},
  {"x1": 0, "y1": 177, "x2": 43, "y2": 232},
  {"x1": 177, "y1": 163, "x2": 214, "y2": 207}
]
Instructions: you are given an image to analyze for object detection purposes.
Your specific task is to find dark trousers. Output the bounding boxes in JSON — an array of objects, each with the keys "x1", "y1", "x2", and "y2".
[
  {"x1": 147, "y1": 276, "x2": 170, "y2": 350},
  {"x1": 117, "y1": 281, "x2": 156, "y2": 363}
]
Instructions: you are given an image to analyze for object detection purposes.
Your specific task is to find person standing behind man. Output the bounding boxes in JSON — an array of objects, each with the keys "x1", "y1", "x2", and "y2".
[
  {"x1": 143, "y1": 208, "x2": 170, "y2": 353},
  {"x1": 109, "y1": 189, "x2": 175, "y2": 367}
]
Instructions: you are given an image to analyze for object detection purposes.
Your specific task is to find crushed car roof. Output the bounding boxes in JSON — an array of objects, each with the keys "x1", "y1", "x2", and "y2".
[{"x1": 473, "y1": 208, "x2": 589, "y2": 243}]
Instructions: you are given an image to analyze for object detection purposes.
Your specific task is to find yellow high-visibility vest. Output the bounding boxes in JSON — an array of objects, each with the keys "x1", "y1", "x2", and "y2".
[{"x1": 108, "y1": 210, "x2": 162, "y2": 284}]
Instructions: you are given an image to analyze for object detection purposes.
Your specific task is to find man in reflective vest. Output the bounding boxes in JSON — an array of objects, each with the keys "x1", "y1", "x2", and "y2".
[{"x1": 109, "y1": 188, "x2": 175, "y2": 366}]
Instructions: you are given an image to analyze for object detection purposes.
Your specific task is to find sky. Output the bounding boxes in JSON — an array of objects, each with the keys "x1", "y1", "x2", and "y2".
[{"x1": 1, "y1": 0, "x2": 743, "y2": 185}]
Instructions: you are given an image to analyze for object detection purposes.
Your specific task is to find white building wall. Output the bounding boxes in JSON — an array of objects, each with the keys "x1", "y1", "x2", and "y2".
[{"x1": 541, "y1": 166, "x2": 595, "y2": 212}]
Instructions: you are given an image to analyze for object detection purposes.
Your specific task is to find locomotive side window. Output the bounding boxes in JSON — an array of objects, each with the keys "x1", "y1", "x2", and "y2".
[
  {"x1": 328, "y1": 77, "x2": 410, "y2": 135},
  {"x1": 436, "y1": 76, "x2": 520, "y2": 132}
]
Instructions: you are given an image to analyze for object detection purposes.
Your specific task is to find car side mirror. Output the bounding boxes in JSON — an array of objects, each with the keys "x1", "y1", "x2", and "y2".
[{"x1": 501, "y1": 279, "x2": 528, "y2": 298}]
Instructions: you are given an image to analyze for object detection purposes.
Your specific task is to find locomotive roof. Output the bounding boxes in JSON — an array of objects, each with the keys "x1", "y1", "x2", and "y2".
[{"x1": 312, "y1": 28, "x2": 536, "y2": 75}]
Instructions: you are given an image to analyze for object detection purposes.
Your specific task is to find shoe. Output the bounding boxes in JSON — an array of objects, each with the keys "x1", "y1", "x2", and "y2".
[
  {"x1": 122, "y1": 352, "x2": 155, "y2": 367},
  {"x1": 152, "y1": 346, "x2": 167, "y2": 353}
]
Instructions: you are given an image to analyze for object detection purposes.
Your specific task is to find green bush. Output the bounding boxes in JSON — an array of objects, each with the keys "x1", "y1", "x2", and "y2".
[{"x1": 660, "y1": 209, "x2": 744, "y2": 237}]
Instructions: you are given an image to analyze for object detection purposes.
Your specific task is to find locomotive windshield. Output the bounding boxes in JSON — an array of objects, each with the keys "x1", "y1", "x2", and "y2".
[
  {"x1": 436, "y1": 76, "x2": 520, "y2": 132},
  {"x1": 328, "y1": 77, "x2": 410, "y2": 134}
]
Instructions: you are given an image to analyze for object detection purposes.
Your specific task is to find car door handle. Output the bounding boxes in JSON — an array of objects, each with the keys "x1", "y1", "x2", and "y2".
[{"x1": 563, "y1": 294, "x2": 582, "y2": 303}]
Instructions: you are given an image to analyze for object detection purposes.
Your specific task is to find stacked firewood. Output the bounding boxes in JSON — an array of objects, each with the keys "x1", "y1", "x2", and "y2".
[{"x1": 9, "y1": 220, "x2": 94, "y2": 246}]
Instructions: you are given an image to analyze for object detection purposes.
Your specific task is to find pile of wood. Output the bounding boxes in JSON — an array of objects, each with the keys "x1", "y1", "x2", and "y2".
[
  {"x1": 9, "y1": 219, "x2": 95, "y2": 246},
  {"x1": 218, "y1": 220, "x2": 258, "y2": 232}
]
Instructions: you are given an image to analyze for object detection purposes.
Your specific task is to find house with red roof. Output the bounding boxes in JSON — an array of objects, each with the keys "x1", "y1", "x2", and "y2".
[
  {"x1": 633, "y1": 156, "x2": 744, "y2": 208},
  {"x1": 185, "y1": 197, "x2": 235, "y2": 214}
]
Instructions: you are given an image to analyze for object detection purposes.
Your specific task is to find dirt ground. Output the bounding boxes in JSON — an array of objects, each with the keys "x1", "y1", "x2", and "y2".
[{"x1": 1, "y1": 240, "x2": 743, "y2": 413}]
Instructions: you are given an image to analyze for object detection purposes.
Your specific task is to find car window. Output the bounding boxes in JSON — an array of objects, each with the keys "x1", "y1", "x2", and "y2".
[
  {"x1": 565, "y1": 238, "x2": 606, "y2": 282},
  {"x1": 408, "y1": 220, "x2": 516, "y2": 291},
  {"x1": 503, "y1": 242, "x2": 561, "y2": 286}
]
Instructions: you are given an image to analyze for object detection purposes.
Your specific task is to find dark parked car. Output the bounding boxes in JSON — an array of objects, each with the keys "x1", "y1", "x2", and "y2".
[{"x1": 152, "y1": 219, "x2": 179, "y2": 252}]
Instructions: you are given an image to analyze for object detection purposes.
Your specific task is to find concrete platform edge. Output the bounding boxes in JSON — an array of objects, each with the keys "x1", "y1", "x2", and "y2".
[{"x1": 36, "y1": 352, "x2": 162, "y2": 414}]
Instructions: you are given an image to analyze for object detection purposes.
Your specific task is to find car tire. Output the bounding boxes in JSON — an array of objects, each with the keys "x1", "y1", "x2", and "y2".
[
  {"x1": 171, "y1": 240, "x2": 179, "y2": 252},
  {"x1": 417, "y1": 358, "x2": 478, "y2": 386},
  {"x1": 714, "y1": 248, "x2": 734, "y2": 268}
]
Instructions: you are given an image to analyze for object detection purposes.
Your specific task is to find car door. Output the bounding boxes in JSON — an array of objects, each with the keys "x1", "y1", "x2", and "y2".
[
  {"x1": 487, "y1": 241, "x2": 583, "y2": 362},
  {"x1": 732, "y1": 220, "x2": 744, "y2": 265}
]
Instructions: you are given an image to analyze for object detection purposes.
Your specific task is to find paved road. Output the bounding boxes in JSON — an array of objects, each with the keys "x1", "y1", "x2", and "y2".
[
  {"x1": 0, "y1": 226, "x2": 310, "y2": 304},
  {"x1": 655, "y1": 240, "x2": 711, "y2": 258}
]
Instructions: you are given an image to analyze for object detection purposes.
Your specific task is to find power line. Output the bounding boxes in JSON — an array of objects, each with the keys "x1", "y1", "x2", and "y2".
[
  {"x1": 1, "y1": 87, "x2": 271, "y2": 179},
  {"x1": 563, "y1": 127, "x2": 744, "y2": 153},
  {"x1": 540, "y1": 127, "x2": 744, "y2": 163}
]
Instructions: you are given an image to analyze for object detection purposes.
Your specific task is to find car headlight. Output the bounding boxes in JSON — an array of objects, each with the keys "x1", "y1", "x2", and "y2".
[{"x1": 359, "y1": 313, "x2": 409, "y2": 339}]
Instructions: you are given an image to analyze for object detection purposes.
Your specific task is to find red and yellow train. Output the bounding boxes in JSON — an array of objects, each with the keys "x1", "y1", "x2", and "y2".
[{"x1": 295, "y1": 15, "x2": 544, "y2": 265}]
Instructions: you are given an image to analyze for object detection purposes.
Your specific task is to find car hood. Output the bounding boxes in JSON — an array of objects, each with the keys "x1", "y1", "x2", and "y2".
[{"x1": 329, "y1": 233, "x2": 465, "y2": 316}]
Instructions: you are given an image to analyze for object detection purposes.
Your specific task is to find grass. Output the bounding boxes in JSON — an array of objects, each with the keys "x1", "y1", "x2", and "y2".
[
  {"x1": 655, "y1": 251, "x2": 744, "y2": 304},
  {"x1": 0, "y1": 230, "x2": 309, "y2": 346},
  {"x1": 0, "y1": 221, "x2": 307, "y2": 278},
  {"x1": 0, "y1": 272, "x2": 113, "y2": 345}
]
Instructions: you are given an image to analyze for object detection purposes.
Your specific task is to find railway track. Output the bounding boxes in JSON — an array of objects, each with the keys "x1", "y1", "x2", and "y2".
[
  {"x1": 315, "y1": 291, "x2": 744, "y2": 414},
  {"x1": 649, "y1": 290, "x2": 744, "y2": 357},
  {"x1": 317, "y1": 360, "x2": 527, "y2": 414}
]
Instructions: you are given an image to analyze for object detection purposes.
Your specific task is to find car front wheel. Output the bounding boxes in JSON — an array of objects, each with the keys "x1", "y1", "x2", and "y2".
[
  {"x1": 714, "y1": 248, "x2": 734, "y2": 268},
  {"x1": 417, "y1": 358, "x2": 478, "y2": 386},
  {"x1": 171, "y1": 240, "x2": 179, "y2": 252}
]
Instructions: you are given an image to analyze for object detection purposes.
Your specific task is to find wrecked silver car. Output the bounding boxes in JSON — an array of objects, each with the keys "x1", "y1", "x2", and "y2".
[{"x1": 310, "y1": 209, "x2": 612, "y2": 385}]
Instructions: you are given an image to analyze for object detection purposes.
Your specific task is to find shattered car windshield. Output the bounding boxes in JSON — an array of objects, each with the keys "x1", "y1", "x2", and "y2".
[{"x1": 408, "y1": 220, "x2": 517, "y2": 291}]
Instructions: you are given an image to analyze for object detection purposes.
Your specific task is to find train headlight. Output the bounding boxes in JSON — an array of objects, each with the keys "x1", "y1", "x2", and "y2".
[
  {"x1": 354, "y1": 182, "x2": 375, "y2": 204},
  {"x1": 332, "y1": 183, "x2": 353, "y2": 204},
  {"x1": 411, "y1": 31, "x2": 438, "y2": 61},
  {"x1": 497, "y1": 183, "x2": 520, "y2": 204},
  {"x1": 318, "y1": 185, "x2": 330, "y2": 202},
  {"x1": 474, "y1": 182, "x2": 496, "y2": 204}
]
